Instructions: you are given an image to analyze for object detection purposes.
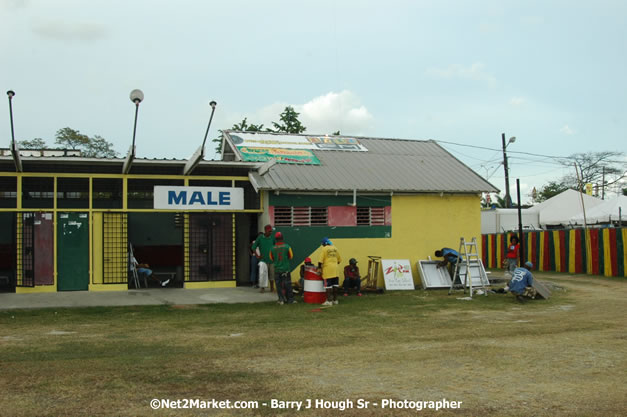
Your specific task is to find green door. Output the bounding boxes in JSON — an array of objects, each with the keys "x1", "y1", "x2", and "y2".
[{"x1": 57, "y1": 213, "x2": 89, "y2": 291}]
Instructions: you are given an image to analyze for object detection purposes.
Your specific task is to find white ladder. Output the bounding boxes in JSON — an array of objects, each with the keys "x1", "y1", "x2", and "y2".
[{"x1": 448, "y1": 237, "x2": 487, "y2": 298}]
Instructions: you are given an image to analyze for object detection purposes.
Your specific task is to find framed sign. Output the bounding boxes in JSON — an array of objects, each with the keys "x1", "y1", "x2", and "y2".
[
  {"x1": 154, "y1": 186, "x2": 244, "y2": 210},
  {"x1": 417, "y1": 260, "x2": 453, "y2": 289},
  {"x1": 381, "y1": 259, "x2": 415, "y2": 290}
]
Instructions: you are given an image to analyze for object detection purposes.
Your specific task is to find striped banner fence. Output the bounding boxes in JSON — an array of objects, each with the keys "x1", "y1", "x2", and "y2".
[{"x1": 481, "y1": 227, "x2": 627, "y2": 277}]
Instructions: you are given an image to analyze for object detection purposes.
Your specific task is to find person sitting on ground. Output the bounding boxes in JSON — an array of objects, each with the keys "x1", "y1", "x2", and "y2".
[
  {"x1": 505, "y1": 235, "x2": 520, "y2": 276},
  {"x1": 298, "y1": 257, "x2": 315, "y2": 295},
  {"x1": 129, "y1": 254, "x2": 169, "y2": 287},
  {"x1": 343, "y1": 258, "x2": 362, "y2": 296},
  {"x1": 508, "y1": 261, "x2": 537, "y2": 303}
]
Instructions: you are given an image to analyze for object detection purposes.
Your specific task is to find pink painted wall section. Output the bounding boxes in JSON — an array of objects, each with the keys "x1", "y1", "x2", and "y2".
[
  {"x1": 328, "y1": 206, "x2": 357, "y2": 226},
  {"x1": 385, "y1": 206, "x2": 392, "y2": 226},
  {"x1": 268, "y1": 206, "x2": 274, "y2": 226}
]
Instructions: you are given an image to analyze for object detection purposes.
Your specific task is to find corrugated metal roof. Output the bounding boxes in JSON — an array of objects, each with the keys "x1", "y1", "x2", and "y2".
[{"x1": 245, "y1": 136, "x2": 498, "y2": 193}]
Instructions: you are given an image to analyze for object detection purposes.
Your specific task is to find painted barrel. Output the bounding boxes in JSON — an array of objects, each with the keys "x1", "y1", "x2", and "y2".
[{"x1": 303, "y1": 265, "x2": 326, "y2": 304}]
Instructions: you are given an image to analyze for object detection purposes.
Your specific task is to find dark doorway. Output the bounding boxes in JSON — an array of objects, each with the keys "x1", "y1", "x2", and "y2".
[
  {"x1": 189, "y1": 213, "x2": 234, "y2": 282},
  {"x1": 0, "y1": 212, "x2": 15, "y2": 293},
  {"x1": 128, "y1": 213, "x2": 184, "y2": 288}
]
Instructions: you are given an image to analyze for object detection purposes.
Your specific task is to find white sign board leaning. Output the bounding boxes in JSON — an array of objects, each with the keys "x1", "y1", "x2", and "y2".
[{"x1": 381, "y1": 259, "x2": 415, "y2": 290}]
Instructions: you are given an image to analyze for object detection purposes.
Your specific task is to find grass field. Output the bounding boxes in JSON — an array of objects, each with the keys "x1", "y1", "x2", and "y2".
[{"x1": 1, "y1": 272, "x2": 626, "y2": 417}]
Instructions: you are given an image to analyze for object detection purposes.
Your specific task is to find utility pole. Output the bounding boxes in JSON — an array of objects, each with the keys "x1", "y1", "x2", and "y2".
[
  {"x1": 602, "y1": 166, "x2": 605, "y2": 200},
  {"x1": 502, "y1": 133, "x2": 514, "y2": 208}
]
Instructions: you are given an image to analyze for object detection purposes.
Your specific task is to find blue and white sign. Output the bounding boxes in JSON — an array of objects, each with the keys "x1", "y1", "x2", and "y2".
[{"x1": 154, "y1": 186, "x2": 244, "y2": 210}]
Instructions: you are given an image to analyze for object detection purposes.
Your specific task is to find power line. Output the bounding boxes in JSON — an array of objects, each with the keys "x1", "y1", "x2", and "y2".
[{"x1": 435, "y1": 139, "x2": 626, "y2": 163}]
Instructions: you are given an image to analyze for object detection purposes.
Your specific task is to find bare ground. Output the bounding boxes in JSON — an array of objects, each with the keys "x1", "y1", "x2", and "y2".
[{"x1": 1, "y1": 273, "x2": 626, "y2": 416}]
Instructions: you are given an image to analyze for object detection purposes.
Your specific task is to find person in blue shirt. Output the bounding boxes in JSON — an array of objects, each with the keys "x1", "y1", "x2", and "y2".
[
  {"x1": 435, "y1": 248, "x2": 459, "y2": 266},
  {"x1": 435, "y1": 247, "x2": 459, "y2": 279},
  {"x1": 508, "y1": 261, "x2": 537, "y2": 302}
]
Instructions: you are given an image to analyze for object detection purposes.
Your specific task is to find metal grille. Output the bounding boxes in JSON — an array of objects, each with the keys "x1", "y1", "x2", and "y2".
[
  {"x1": 17, "y1": 213, "x2": 35, "y2": 287},
  {"x1": 188, "y1": 213, "x2": 233, "y2": 281},
  {"x1": 274, "y1": 206, "x2": 292, "y2": 226},
  {"x1": 102, "y1": 213, "x2": 128, "y2": 284},
  {"x1": 357, "y1": 207, "x2": 386, "y2": 226},
  {"x1": 273, "y1": 206, "x2": 328, "y2": 226}
]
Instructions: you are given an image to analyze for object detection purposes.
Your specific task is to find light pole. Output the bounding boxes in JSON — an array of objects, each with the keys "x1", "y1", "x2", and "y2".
[
  {"x1": 183, "y1": 101, "x2": 217, "y2": 175},
  {"x1": 6, "y1": 90, "x2": 22, "y2": 172},
  {"x1": 122, "y1": 89, "x2": 144, "y2": 174},
  {"x1": 501, "y1": 133, "x2": 516, "y2": 208},
  {"x1": 129, "y1": 89, "x2": 144, "y2": 150},
  {"x1": 6, "y1": 90, "x2": 16, "y2": 147},
  {"x1": 201, "y1": 100, "x2": 217, "y2": 150}
]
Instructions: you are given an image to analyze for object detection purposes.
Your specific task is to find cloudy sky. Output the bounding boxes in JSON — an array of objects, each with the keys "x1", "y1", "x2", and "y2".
[{"x1": 1, "y1": 0, "x2": 626, "y2": 201}]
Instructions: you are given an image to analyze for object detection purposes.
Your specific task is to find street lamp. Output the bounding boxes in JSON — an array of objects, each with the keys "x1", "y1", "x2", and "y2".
[
  {"x1": 6, "y1": 90, "x2": 16, "y2": 147},
  {"x1": 129, "y1": 89, "x2": 144, "y2": 150},
  {"x1": 122, "y1": 89, "x2": 144, "y2": 174},
  {"x1": 501, "y1": 133, "x2": 516, "y2": 208},
  {"x1": 201, "y1": 100, "x2": 217, "y2": 150},
  {"x1": 184, "y1": 100, "x2": 217, "y2": 175},
  {"x1": 6, "y1": 90, "x2": 22, "y2": 172}
]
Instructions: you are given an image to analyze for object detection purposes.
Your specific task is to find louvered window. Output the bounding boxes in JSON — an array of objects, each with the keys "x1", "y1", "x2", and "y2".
[
  {"x1": 273, "y1": 206, "x2": 328, "y2": 226},
  {"x1": 356, "y1": 207, "x2": 386, "y2": 226}
]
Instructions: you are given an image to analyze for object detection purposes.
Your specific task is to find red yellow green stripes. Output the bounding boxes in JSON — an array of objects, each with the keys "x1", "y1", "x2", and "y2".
[{"x1": 482, "y1": 227, "x2": 627, "y2": 277}]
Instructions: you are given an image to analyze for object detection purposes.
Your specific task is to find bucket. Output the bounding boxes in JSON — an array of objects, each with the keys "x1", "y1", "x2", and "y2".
[{"x1": 303, "y1": 265, "x2": 326, "y2": 304}]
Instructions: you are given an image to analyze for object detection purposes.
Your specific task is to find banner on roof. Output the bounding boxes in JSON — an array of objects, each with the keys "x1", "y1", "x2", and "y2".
[
  {"x1": 228, "y1": 132, "x2": 368, "y2": 152},
  {"x1": 239, "y1": 147, "x2": 320, "y2": 165}
]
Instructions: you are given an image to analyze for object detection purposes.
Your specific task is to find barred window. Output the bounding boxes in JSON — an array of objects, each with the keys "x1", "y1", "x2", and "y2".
[
  {"x1": 356, "y1": 207, "x2": 386, "y2": 226},
  {"x1": 274, "y1": 206, "x2": 328, "y2": 226}
]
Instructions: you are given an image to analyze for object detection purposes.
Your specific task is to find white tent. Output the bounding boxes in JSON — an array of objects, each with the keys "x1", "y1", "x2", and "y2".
[
  {"x1": 481, "y1": 208, "x2": 540, "y2": 234},
  {"x1": 569, "y1": 195, "x2": 627, "y2": 224},
  {"x1": 528, "y1": 189, "x2": 604, "y2": 227}
]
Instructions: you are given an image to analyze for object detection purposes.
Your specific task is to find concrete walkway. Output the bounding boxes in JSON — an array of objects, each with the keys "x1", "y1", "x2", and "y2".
[{"x1": 0, "y1": 287, "x2": 279, "y2": 310}]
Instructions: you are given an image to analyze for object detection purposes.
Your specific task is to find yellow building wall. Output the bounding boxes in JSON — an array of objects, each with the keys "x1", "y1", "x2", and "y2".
[{"x1": 298, "y1": 194, "x2": 481, "y2": 287}]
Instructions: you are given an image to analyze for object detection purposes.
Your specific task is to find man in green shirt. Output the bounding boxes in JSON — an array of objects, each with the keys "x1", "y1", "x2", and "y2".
[
  {"x1": 269, "y1": 232, "x2": 296, "y2": 305},
  {"x1": 252, "y1": 224, "x2": 275, "y2": 293}
]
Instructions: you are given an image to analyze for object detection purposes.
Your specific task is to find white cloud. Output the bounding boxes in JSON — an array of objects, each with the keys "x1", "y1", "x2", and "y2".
[
  {"x1": 425, "y1": 62, "x2": 497, "y2": 87},
  {"x1": 560, "y1": 125, "x2": 576, "y2": 135},
  {"x1": 248, "y1": 90, "x2": 374, "y2": 135},
  {"x1": 510, "y1": 97, "x2": 525, "y2": 106},
  {"x1": 298, "y1": 91, "x2": 373, "y2": 135},
  {"x1": 32, "y1": 20, "x2": 107, "y2": 41}
]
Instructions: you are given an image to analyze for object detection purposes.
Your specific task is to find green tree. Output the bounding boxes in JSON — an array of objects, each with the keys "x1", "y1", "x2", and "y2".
[
  {"x1": 84, "y1": 135, "x2": 118, "y2": 158},
  {"x1": 54, "y1": 127, "x2": 118, "y2": 157},
  {"x1": 271, "y1": 106, "x2": 306, "y2": 134},
  {"x1": 18, "y1": 138, "x2": 47, "y2": 149},
  {"x1": 232, "y1": 117, "x2": 265, "y2": 132},
  {"x1": 534, "y1": 181, "x2": 571, "y2": 203}
]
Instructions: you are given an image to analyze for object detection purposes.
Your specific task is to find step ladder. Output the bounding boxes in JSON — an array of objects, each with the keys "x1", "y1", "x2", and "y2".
[{"x1": 448, "y1": 237, "x2": 488, "y2": 298}]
